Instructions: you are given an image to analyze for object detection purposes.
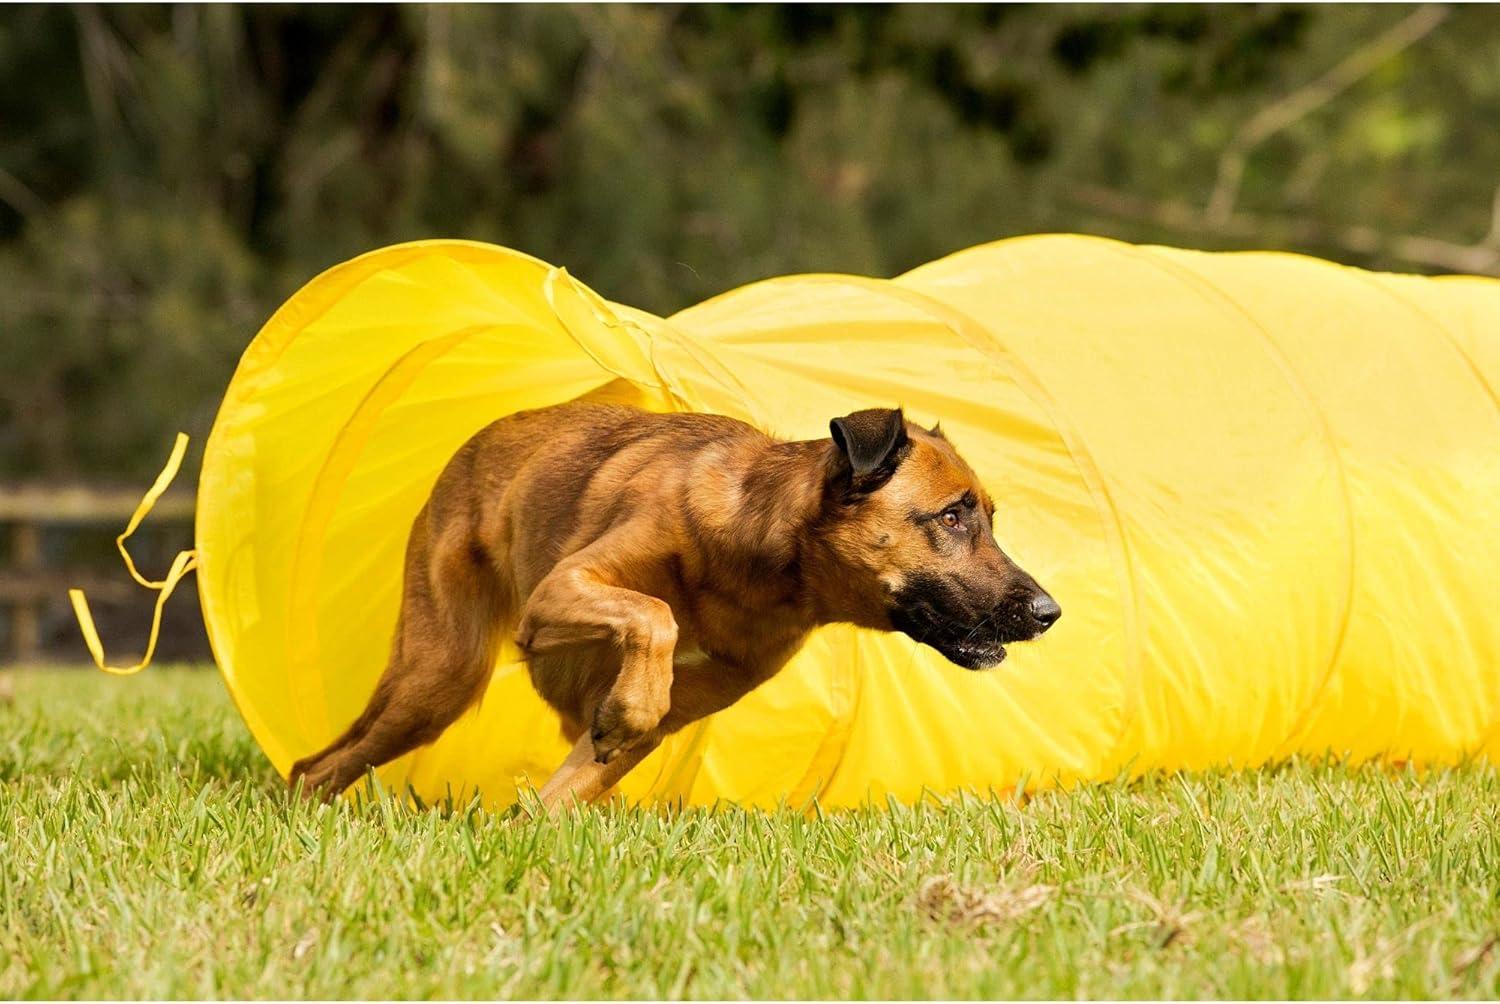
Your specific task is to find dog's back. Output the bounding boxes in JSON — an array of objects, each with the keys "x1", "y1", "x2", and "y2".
[{"x1": 441, "y1": 403, "x2": 759, "y2": 595}]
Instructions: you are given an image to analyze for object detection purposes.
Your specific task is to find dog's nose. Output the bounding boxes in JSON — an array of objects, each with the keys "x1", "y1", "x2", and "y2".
[{"x1": 1029, "y1": 593, "x2": 1061, "y2": 632}]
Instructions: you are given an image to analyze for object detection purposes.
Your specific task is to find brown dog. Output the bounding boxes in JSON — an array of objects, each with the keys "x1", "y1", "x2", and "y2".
[{"x1": 289, "y1": 403, "x2": 1059, "y2": 810}]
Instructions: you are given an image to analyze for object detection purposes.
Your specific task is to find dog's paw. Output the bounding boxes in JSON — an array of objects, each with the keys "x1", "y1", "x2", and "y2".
[{"x1": 590, "y1": 697, "x2": 664, "y2": 764}]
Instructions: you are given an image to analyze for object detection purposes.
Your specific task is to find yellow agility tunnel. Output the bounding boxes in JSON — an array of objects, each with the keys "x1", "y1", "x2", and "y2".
[{"x1": 139, "y1": 234, "x2": 1500, "y2": 808}]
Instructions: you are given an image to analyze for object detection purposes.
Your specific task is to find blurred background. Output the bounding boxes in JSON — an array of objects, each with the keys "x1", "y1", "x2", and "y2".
[{"x1": 1, "y1": 2, "x2": 1497, "y2": 663}]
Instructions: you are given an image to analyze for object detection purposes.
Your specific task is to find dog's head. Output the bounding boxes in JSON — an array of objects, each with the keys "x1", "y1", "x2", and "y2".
[{"x1": 814, "y1": 407, "x2": 1059, "y2": 669}]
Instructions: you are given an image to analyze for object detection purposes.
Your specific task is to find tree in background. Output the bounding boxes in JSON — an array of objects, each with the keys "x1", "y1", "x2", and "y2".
[{"x1": 1, "y1": 3, "x2": 1494, "y2": 481}]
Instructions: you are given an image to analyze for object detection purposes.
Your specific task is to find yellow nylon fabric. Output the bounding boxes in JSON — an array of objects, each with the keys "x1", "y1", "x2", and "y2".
[{"x1": 195, "y1": 235, "x2": 1500, "y2": 809}]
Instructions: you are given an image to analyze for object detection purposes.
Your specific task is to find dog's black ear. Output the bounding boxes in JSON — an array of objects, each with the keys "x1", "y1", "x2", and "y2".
[{"x1": 829, "y1": 407, "x2": 909, "y2": 492}]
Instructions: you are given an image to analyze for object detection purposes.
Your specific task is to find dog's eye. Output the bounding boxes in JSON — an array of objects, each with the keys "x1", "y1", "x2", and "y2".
[{"x1": 940, "y1": 509, "x2": 963, "y2": 530}]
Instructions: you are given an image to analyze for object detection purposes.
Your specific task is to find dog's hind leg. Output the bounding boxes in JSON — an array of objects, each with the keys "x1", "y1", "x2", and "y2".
[{"x1": 289, "y1": 507, "x2": 505, "y2": 801}]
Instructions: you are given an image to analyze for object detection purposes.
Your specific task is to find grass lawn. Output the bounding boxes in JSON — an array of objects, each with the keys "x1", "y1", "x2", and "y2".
[{"x1": 2, "y1": 666, "x2": 1498, "y2": 999}]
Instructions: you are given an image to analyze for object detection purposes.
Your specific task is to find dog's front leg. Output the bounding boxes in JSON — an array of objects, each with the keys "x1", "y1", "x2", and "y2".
[
  {"x1": 535, "y1": 729, "x2": 662, "y2": 814},
  {"x1": 516, "y1": 559, "x2": 677, "y2": 766}
]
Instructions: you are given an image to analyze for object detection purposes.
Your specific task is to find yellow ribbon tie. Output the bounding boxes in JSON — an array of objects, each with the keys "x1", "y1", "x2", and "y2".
[{"x1": 68, "y1": 432, "x2": 199, "y2": 676}]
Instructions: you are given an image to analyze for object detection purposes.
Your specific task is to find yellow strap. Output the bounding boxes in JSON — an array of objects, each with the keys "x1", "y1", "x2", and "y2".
[{"x1": 68, "y1": 433, "x2": 199, "y2": 676}]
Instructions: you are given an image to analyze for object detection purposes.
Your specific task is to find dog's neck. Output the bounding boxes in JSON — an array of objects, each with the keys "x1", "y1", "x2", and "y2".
[
  {"x1": 727, "y1": 436, "x2": 852, "y2": 624},
  {"x1": 730, "y1": 436, "x2": 830, "y2": 553}
]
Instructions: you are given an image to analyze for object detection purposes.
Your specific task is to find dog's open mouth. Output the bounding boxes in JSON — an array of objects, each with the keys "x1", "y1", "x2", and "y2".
[
  {"x1": 889, "y1": 607, "x2": 1011, "y2": 670},
  {"x1": 935, "y1": 635, "x2": 1008, "y2": 670},
  {"x1": 889, "y1": 575, "x2": 1042, "y2": 671}
]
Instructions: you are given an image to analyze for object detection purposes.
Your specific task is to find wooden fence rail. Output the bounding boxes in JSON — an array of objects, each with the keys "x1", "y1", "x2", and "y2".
[{"x1": 0, "y1": 486, "x2": 194, "y2": 663}]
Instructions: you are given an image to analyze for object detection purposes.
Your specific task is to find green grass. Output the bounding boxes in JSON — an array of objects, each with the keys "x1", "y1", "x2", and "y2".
[{"x1": 2, "y1": 667, "x2": 1498, "y2": 1000}]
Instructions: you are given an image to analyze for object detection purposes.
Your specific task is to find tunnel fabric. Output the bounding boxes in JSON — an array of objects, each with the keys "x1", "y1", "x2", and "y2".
[{"x1": 190, "y1": 235, "x2": 1499, "y2": 808}]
